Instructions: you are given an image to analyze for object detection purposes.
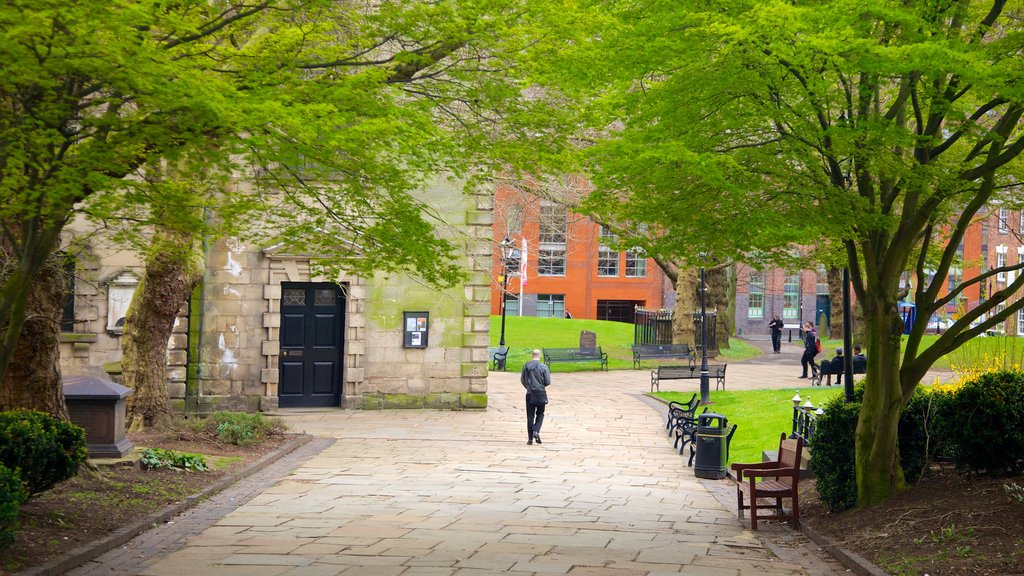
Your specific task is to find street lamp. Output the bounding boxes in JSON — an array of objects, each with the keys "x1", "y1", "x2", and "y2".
[
  {"x1": 699, "y1": 265, "x2": 710, "y2": 404},
  {"x1": 498, "y1": 235, "x2": 516, "y2": 347}
]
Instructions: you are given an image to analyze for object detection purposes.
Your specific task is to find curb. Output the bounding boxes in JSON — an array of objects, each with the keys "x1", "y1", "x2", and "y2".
[
  {"x1": 19, "y1": 433, "x2": 315, "y2": 576},
  {"x1": 801, "y1": 521, "x2": 891, "y2": 576}
]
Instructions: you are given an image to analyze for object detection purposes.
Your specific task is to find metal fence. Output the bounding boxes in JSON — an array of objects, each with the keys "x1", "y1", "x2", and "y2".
[{"x1": 634, "y1": 308, "x2": 673, "y2": 345}]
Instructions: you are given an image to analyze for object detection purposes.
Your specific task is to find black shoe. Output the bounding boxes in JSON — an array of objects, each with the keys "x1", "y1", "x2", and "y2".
[
  {"x1": 527, "y1": 437, "x2": 533, "y2": 445},
  {"x1": 798, "y1": 375, "x2": 807, "y2": 379},
  {"x1": 534, "y1": 434, "x2": 542, "y2": 444}
]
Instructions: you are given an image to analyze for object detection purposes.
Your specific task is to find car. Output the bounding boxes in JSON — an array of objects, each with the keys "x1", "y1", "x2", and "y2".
[{"x1": 926, "y1": 315, "x2": 954, "y2": 333}]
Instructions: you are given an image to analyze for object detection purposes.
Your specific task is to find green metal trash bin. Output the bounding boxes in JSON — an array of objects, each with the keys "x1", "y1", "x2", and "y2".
[{"x1": 695, "y1": 412, "x2": 729, "y2": 479}]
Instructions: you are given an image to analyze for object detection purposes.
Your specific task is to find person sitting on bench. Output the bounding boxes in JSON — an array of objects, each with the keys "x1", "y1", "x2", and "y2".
[{"x1": 831, "y1": 348, "x2": 844, "y2": 387}]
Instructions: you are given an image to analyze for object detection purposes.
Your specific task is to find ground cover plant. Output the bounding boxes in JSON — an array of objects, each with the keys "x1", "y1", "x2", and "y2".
[
  {"x1": 0, "y1": 413, "x2": 291, "y2": 573},
  {"x1": 489, "y1": 315, "x2": 759, "y2": 372}
]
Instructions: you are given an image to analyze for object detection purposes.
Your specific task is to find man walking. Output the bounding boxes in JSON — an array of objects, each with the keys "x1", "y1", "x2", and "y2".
[
  {"x1": 768, "y1": 314, "x2": 784, "y2": 354},
  {"x1": 799, "y1": 321, "x2": 819, "y2": 379},
  {"x1": 521, "y1": 349, "x2": 551, "y2": 445}
]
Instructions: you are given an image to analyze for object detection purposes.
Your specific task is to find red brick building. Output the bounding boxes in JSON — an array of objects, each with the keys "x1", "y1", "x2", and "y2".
[
  {"x1": 733, "y1": 205, "x2": 1024, "y2": 338},
  {"x1": 491, "y1": 185, "x2": 672, "y2": 322}
]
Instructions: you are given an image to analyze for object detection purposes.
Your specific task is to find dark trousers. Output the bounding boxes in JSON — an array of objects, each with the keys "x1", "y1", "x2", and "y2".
[
  {"x1": 801, "y1": 350, "x2": 818, "y2": 377},
  {"x1": 526, "y1": 399, "x2": 546, "y2": 437},
  {"x1": 771, "y1": 332, "x2": 782, "y2": 353}
]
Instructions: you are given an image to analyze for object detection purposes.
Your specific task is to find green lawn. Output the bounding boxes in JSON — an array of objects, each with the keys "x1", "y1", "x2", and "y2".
[
  {"x1": 489, "y1": 315, "x2": 761, "y2": 372},
  {"x1": 818, "y1": 333, "x2": 1024, "y2": 371},
  {"x1": 653, "y1": 388, "x2": 845, "y2": 466}
]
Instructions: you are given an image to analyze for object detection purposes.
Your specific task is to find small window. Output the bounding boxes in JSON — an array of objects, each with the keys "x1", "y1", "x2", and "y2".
[
  {"x1": 106, "y1": 271, "x2": 140, "y2": 333},
  {"x1": 998, "y1": 208, "x2": 1009, "y2": 233},
  {"x1": 1018, "y1": 307, "x2": 1024, "y2": 336},
  {"x1": 625, "y1": 250, "x2": 646, "y2": 278},
  {"x1": 536, "y1": 294, "x2": 565, "y2": 318},
  {"x1": 283, "y1": 288, "x2": 306, "y2": 305},
  {"x1": 816, "y1": 267, "x2": 829, "y2": 295},
  {"x1": 315, "y1": 288, "x2": 335, "y2": 306},
  {"x1": 997, "y1": 250, "x2": 1007, "y2": 282},
  {"x1": 59, "y1": 254, "x2": 75, "y2": 333},
  {"x1": 503, "y1": 293, "x2": 520, "y2": 317},
  {"x1": 748, "y1": 270, "x2": 764, "y2": 319},
  {"x1": 597, "y1": 226, "x2": 619, "y2": 277},
  {"x1": 783, "y1": 273, "x2": 800, "y2": 319},
  {"x1": 538, "y1": 247, "x2": 565, "y2": 276}
]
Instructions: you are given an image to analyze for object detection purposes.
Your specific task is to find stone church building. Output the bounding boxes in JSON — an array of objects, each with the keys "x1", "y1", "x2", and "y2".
[{"x1": 58, "y1": 183, "x2": 492, "y2": 412}]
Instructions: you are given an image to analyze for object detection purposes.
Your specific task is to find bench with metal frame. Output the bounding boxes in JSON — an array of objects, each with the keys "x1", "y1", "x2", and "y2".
[
  {"x1": 631, "y1": 343, "x2": 694, "y2": 369},
  {"x1": 651, "y1": 364, "x2": 727, "y2": 392},
  {"x1": 542, "y1": 347, "x2": 609, "y2": 371},
  {"x1": 489, "y1": 346, "x2": 509, "y2": 371}
]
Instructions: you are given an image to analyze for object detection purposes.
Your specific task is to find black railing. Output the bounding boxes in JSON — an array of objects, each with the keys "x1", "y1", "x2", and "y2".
[
  {"x1": 634, "y1": 308, "x2": 673, "y2": 345},
  {"x1": 791, "y1": 404, "x2": 821, "y2": 445}
]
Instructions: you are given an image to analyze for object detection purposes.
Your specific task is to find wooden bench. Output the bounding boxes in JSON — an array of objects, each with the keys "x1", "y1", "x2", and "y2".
[
  {"x1": 489, "y1": 346, "x2": 509, "y2": 371},
  {"x1": 631, "y1": 343, "x2": 694, "y2": 369},
  {"x1": 542, "y1": 347, "x2": 609, "y2": 371},
  {"x1": 651, "y1": 364, "x2": 727, "y2": 392},
  {"x1": 731, "y1": 433, "x2": 804, "y2": 530}
]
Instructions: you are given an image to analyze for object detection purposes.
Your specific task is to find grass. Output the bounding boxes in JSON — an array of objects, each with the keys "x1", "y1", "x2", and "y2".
[
  {"x1": 652, "y1": 388, "x2": 845, "y2": 465},
  {"x1": 818, "y1": 333, "x2": 1024, "y2": 371},
  {"x1": 489, "y1": 315, "x2": 761, "y2": 372}
]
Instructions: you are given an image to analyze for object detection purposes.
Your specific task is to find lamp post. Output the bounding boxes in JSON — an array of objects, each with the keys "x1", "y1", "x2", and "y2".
[
  {"x1": 699, "y1": 265, "x2": 710, "y2": 405},
  {"x1": 498, "y1": 236, "x2": 515, "y2": 347},
  {"x1": 842, "y1": 268, "x2": 855, "y2": 402}
]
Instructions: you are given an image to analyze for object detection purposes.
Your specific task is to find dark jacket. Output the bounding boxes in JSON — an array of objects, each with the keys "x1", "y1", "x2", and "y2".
[
  {"x1": 804, "y1": 330, "x2": 818, "y2": 354},
  {"x1": 768, "y1": 318, "x2": 784, "y2": 334},
  {"x1": 521, "y1": 359, "x2": 551, "y2": 404}
]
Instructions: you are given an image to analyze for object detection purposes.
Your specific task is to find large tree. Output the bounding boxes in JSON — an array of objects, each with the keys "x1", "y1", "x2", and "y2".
[
  {"x1": 553, "y1": 0, "x2": 1024, "y2": 505},
  {"x1": 0, "y1": 0, "x2": 576, "y2": 414}
]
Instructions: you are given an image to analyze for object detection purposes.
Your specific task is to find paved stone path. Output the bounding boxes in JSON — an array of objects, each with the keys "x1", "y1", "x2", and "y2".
[{"x1": 70, "y1": 344, "x2": 863, "y2": 576}]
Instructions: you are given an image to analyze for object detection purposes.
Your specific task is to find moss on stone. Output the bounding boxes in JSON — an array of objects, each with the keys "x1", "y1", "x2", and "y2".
[
  {"x1": 459, "y1": 393, "x2": 488, "y2": 409},
  {"x1": 381, "y1": 393, "x2": 425, "y2": 409},
  {"x1": 424, "y1": 393, "x2": 461, "y2": 409},
  {"x1": 103, "y1": 360, "x2": 122, "y2": 375}
]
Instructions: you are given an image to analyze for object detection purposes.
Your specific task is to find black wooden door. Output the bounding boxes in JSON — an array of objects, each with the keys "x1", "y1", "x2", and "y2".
[{"x1": 278, "y1": 283, "x2": 345, "y2": 407}]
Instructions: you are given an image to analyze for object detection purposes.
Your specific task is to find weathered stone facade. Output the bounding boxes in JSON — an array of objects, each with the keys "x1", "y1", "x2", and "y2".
[{"x1": 58, "y1": 180, "x2": 492, "y2": 411}]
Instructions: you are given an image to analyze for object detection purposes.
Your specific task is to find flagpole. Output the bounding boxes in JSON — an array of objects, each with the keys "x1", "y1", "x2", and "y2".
[{"x1": 519, "y1": 237, "x2": 527, "y2": 316}]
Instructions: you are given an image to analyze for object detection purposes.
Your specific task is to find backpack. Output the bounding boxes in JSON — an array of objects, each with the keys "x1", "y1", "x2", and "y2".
[{"x1": 815, "y1": 337, "x2": 822, "y2": 354}]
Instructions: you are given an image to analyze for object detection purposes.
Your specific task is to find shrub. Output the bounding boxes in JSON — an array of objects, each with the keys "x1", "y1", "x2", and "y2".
[
  {"x1": 0, "y1": 463, "x2": 27, "y2": 546},
  {"x1": 203, "y1": 412, "x2": 284, "y2": 447},
  {"x1": 0, "y1": 410, "x2": 88, "y2": 496},
  {"x1": 809, "y1": 396, "x2": 860, "y2": 512},
  {"x1": 948, "y1": 370, "x2": 1024, "y2": 474},
  {"x1": 810, "y1": 385, "x2": 955, "y2": 512},
  {"x1": 140, "y1": 448, "x2": 208, "y2": 472}
]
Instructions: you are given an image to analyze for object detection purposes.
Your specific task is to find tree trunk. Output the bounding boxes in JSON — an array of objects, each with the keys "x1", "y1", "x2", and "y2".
[
  {"x1": 0, "y1": 254, "x2": 69, "y2": 419},
  {"x1": 827, "y1": 266, "x2": 844, "y2": 340},
  {"x1": 122, "y1": 228, "x2": 202, "y2": 429},
  {"x1": 855, "y1": 299, "x2": 908, "y2": 505},
  {"x1": 672, "y1": 268, "x2": 697, "y2": 346},
  {"x1": 706, "y1": 265, "x2": 731, "y2": 350}
]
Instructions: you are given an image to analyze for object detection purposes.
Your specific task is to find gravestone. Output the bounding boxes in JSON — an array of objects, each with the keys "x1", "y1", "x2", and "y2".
[{"x1": 579, "y1": 330, "x2": 597, "y2": 351}]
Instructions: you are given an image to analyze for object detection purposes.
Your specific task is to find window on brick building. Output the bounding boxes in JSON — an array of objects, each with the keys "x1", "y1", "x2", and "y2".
[
  {"x1": 998, "y1": 208, "x2": 1009, "y2": 233},
  {"x1": 625, "y1": 249, "x2": 646, "y2": 277},
  {"x1": 597, "y1": 225, "x2": 619, "y2": 277},
  {"x1": 997, "y1": 248, "x2": 1007, "y2": 282},
  {"x1": 1018, "y1": 307, "x2": 1024, "y2": 336},
  {"x1": 783, "y1": 273, "x2": 800, "y2": 319},
  {"x1": 536, "y1": 294, "x2": 565, "y2": 318},
  {"x1": 538, "y1": 201, "x2": 566, "y2": 276},
  {"x1": 748, "y1": 271, "x2": 764, "y2": 319}
]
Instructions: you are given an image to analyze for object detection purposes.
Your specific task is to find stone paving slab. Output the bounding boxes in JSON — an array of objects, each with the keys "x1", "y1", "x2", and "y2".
[{"x1": 63, "y1": 360, "x2": 857, "y2": 576}]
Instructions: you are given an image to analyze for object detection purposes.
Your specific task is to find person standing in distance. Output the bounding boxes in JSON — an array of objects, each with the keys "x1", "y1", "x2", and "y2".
[
  {"x1": 799, "y1": 321, "x2": 819, "y2": 379},
  {"x1": 521, "y1": 349, "x2": 551, "y2": 445},
  {"x1": 768, "y1": 314, "x2": 784, "y2": 354}
]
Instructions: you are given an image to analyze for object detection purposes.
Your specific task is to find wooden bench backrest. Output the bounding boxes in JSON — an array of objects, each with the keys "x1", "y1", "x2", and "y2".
[{"x1": 777, "y1": 437, "x2": 803, "y2": 488}]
